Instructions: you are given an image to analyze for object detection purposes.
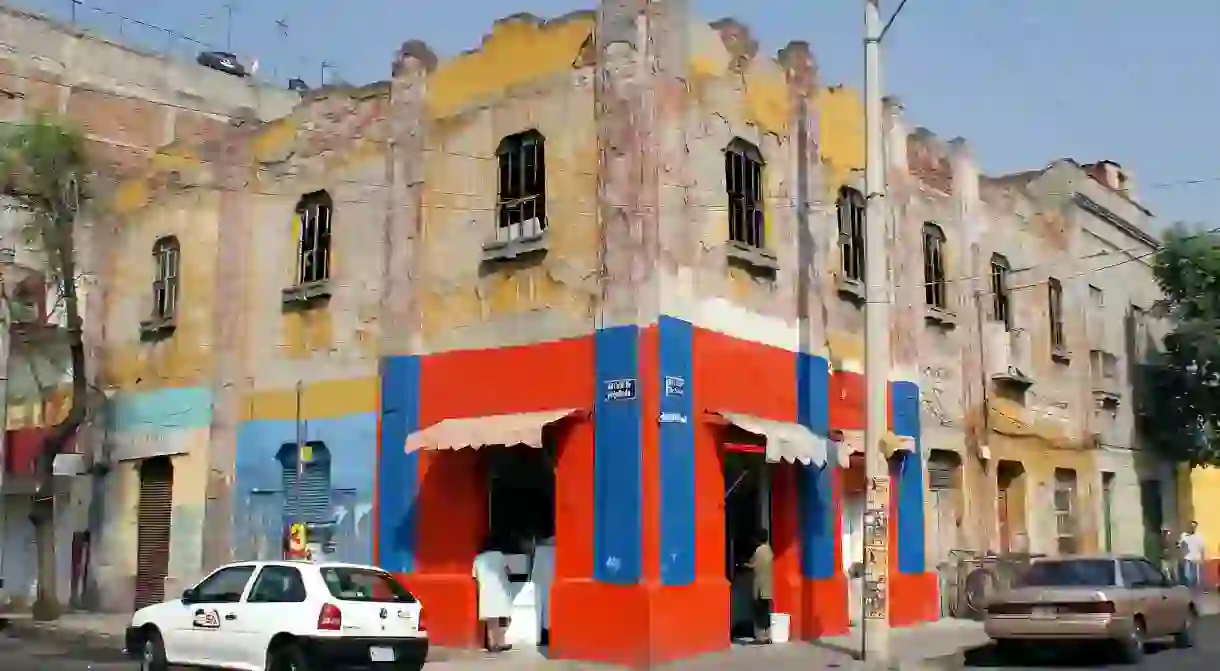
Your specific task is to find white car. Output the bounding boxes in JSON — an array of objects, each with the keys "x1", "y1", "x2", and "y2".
[{"x1": 124, "y1": 560, "x2": 428, "y2": 671}]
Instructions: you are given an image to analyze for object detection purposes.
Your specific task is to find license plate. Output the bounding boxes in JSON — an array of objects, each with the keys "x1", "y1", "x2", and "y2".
[
  {"x1": 370, "y1": 647, "x2": 396, "y2": 662},
  {"x1": 1033, "y1": 607, "x2": 1056, "y2": 618}
]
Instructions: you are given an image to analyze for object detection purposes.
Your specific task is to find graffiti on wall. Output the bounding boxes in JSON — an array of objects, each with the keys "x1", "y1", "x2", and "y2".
[{"x1": 235, "y1": 489, "x2": 373, "y2": 564}]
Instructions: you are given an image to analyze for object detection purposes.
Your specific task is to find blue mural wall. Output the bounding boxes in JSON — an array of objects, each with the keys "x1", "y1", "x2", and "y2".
[{"x1": 234, "y1": 412, "x2": 377, "y2": 564}]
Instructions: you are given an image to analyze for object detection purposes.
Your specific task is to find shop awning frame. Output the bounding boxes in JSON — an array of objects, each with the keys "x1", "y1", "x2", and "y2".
[
  {"x1": 403, "y1": 408, "x2": 586, "y2": 454},
  {"x1": 829, "y1": 428, "x2": 916, "y2": 468},
  {"x1": 706, "y1": 411, "x2": 829, "y2": 466}
]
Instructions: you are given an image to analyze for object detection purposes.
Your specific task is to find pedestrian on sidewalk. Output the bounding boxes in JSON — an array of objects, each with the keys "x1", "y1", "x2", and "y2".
[
  {"x1": 474, "y1": 535, "x2": 512, "y2": 653},
  {"x1": 743, "y1": 529, "x2": 774, "y2": 645},
  {"x1": 1179, "y1": 521, "x2": 1206, "y2": 590},
  {"x1": 1161, "y1": 527, "x2": 1181, "y2": 584}
]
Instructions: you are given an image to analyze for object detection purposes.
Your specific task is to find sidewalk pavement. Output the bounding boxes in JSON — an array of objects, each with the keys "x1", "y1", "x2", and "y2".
[{"x1": 4, "y1": 593, "x2": 1218, "y2": 670}]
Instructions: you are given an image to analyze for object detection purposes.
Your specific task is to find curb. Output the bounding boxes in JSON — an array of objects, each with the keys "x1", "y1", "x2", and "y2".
[
  {"x1": 888, "y1": 651, "x2": 966, "y2": 670},
  {"x1": 0, "y1": 617, "x2": 129, "y2": 662}
]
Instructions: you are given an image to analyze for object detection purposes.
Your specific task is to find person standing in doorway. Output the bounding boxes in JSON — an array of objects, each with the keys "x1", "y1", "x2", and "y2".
[
  {"x1": 473, "y1": 536, "x2": 512, "y2": 652},
  {"x1": 1180, "y1": 521, "x2": 1206, "y2": 590},
  {"x1": 1161, "y1": 527, "x2": 1181, "y2": 584},
  {"x1": 743, "y1": 529, "x2": 774, "y2": 644}
]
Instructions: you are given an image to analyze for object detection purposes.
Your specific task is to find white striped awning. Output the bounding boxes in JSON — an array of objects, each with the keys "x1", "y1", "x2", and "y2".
[{"x1": 404, "y1": 409, "x2": 581, "y2": 454}]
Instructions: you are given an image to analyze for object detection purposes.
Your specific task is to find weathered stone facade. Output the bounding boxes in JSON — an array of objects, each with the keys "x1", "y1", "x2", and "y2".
[{"x1": 88, "y1": 0, "x2": 1173, "y2": 658}]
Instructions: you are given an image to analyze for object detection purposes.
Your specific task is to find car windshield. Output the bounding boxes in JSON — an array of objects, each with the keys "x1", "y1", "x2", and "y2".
[
  {"x1": 320, "y1": 567, "x2": 416, "y2": 603},
  {"x1": 1018, "y1": 559, "x2": 1116, "y2": 587}
]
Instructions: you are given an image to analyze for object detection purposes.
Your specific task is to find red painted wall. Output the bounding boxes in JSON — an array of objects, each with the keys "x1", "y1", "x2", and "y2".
[{"x1": 408, "y1": 337, "x2": 597, "y2": 649}]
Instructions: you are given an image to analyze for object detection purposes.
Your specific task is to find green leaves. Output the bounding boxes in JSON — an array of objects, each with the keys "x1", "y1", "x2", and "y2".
[{"x1": 1138, "y1": 224, "x2": 1220, "y2": 466}]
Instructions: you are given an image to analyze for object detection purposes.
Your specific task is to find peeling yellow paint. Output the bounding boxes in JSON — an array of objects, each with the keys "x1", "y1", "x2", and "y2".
[
  {"x1": 280, "y1": 309, "x2": 335, "y2": 360},
  {"x1": 743, "y1": 68, "x2": 789, "y2": 137},
  {"x1": 113, "y1": 179, "x2": 151, "y2": 215},
  {"x1": 102, "y1": 191, "x2": 221, "y2": 391},
  {"x1": 241, "y1": 378, "x2": 378, "y2": 421},
  {"x1": 828, "y1": 330, "x2": 864, "y2": 370},
  {"x1": 252, "y1": 118, "x2": 299, "y2": 163},
  {"x1": 426, "y1": 18, "x2": 593, "y2": 120},
  {"x1": 818, "y1": 86, "x2": 865, "y2": 193}
]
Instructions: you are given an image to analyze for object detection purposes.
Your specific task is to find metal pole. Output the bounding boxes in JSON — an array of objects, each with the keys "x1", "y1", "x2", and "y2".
[
  {"x1": 862, "y1": 0, "x2": 891, "y2": 661},
  {"x1": 294, "y1": 380, "x2": 303, "y2": 531}
]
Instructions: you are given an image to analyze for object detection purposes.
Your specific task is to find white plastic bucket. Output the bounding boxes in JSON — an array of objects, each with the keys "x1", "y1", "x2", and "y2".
[{"x1": 770, "y1": 613, "x2": 790, "y2": 643}]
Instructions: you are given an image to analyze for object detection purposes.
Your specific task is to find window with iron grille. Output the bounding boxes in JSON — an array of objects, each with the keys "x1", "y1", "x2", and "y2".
[
  {"x1": 295, "y1": 191, "x2": 332, "y2": 285},
  {"x1": 151, "y1": 236, "x2": 180, "y2": 320},
  {"x1": 837, "y1": 187, "x2": 865, "y2": 282},
  {"x1": 725, "y1": 138, "x2": 765, "y2": 249},
  {"x1": 1054, "y1": 468, "x2": 1078, "y2": 555},
  {"x1": 496, "y1": 130, "x2": 547, "y2": 241},
  {"x1": 923, "y1": 223, "x2": 947, "y2": 309},
  {"x1": 1048, "y1": 277, "x2": 1065, "y2": 355},
  {"x1": 990, "y1": 254, "x2": 1011, "y2": 330}
]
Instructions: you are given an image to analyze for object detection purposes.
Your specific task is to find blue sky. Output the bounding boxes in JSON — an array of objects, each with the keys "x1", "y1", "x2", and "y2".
[{"x1": 22, "y1": 0, "x2": 1220, "y2": 226}]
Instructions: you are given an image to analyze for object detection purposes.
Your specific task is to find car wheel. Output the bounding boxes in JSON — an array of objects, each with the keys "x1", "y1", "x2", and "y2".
[
  {"x1": 1174, "y1": 608, "x2": 1198, "y2": 648},
  {"x1": 139, "y1": 628, "x2": 169, "y2": 671},
  {"x1": 268, "y1": 643, "x2": 312, "y2": 671},
  {"x1": 1116, "y1": 618, "x2": 1146, "y2": 665}
]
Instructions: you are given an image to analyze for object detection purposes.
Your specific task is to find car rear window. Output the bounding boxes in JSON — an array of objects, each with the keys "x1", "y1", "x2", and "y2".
[
  {"x1": 1018, "y1": 559, "x2": 1116, "y2": 587},
  {"x1": 320, "y1": 567, "x2": 417, "y2": 603}
]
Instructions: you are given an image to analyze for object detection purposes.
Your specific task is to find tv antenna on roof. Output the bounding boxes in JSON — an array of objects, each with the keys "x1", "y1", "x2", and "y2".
[{"x1": 222, "y1": 2, "x2": 238, "y2": 50}]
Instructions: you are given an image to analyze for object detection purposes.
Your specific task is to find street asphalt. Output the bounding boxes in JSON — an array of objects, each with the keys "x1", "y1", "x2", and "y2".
[
  {"x1": 4, "y1": 618, "x2": 1220, "y2": 669},
  {"x1": 964, "y1": 615, "x2": 1220, "y2": 670}
]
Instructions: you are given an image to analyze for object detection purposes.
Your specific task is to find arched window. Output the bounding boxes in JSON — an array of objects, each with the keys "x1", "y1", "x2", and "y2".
[
  {"x1": 151, "y1": 236, "x2": 180, "y2": 320},
  {"x1": 277, "y1": 442, "x2": 333, "y2": 525},
  {"x1": 295, "y1": 191, "x2": 332, "y2": 285},
  {"x1": 496, "y1": 130, "x2": 547, "y2": 241},
  {"x1": 990, "y1": 253, "x2": 1011, "y2": 330},
  {"x1": 922, "y1": 223, "x2": 947, "y2": 309},
  {"x1": 725, "y1": 138, "x2": 765, "y2": 248},
  {"x1": 837, "y1": 187, "x2": 865, "y2": 282}
]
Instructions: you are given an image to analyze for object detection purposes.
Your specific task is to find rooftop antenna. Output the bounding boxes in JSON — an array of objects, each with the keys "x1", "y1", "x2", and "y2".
[
  {"x1": 273, "y1": 18, "x2": 289, "y2": 82},
  {"x1": 69, "y1": 0, "x2": 80, "y2": 24},
  {"x1": 222, "y1": 1, "x2": 238, "y2": 51}
]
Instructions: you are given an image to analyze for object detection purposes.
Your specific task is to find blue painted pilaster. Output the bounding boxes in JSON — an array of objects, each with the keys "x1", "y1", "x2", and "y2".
[
  {"x1": 798, "y1": 353, "x2": 835, "y2": 579},
  {"x1": 378, "y1": 356, "x2": 421, "y2": 573}
]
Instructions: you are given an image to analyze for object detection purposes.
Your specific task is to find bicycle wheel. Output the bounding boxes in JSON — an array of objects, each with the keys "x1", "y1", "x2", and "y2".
[{"x1": 963, "y1": 567, "x2": 999, "y2": 619}]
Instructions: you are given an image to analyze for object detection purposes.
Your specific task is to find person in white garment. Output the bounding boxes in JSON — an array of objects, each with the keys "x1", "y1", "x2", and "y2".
[
  {"x1": 530, "y1": 535, "x2": 556, "y2": 646},
  {"x1": 1179, "y1": 521, "x2": 1206, "y2": 590},
  {"x1": 473, "y1": 536, "x2": 513, "y2": 652}
]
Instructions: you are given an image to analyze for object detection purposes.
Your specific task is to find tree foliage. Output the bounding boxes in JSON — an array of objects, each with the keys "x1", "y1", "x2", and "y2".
[
  {"x1": 1137, "y1": 223, "x2": 1220, "y2": 466},
  {"x1": 0, "y1": 115, "x2": 91, "y2": 620}
]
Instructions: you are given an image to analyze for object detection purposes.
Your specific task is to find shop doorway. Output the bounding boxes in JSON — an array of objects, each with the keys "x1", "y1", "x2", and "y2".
[
  {"x1": 482, "y1": 442, "x2": 557, "y2": 649},
  {"x1": 723, "y1": 445, "x2": 770, "y2": 640},
  {"x1": 996, "y1": 460, "x2": 1027, "y2": 554}
]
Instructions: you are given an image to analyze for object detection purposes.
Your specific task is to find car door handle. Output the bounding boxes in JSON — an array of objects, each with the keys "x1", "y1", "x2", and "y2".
[{"x1": 224, "y1": 613, "x2": 237, "y2": 621}]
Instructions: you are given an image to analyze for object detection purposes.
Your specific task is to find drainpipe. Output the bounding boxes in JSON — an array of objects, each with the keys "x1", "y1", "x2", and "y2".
[
  {"x1": 82, "y1": 386, "x2": 114, "y2": 609},
  {"x1": 0, "y1": 279, "x2": 10, "y2": 602}
]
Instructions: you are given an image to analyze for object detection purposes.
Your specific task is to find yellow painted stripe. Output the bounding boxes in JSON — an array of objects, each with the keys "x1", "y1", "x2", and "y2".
[{"x1": 240, "y1": 378, "x2": 378, "y2": 421}]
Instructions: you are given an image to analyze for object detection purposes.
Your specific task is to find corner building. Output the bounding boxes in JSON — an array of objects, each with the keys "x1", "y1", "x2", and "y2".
[
  {"x1": 93, "y1": 0, "x2": 1176, "y2": 666},
  {"x1": 375, "y1": 4, "x2": 933, "y2": 665}
]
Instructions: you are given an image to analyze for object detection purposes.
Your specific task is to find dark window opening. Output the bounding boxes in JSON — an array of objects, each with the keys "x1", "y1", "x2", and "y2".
[
  {"x1": 838, "y1": 187, "x2": 866, "y2": 282},
  {"x1": 151, "y1": 236, "x2": 180, "y2": 320},
  {"x1": 496, "y1": 130, "x2": 547, "y2": 240},
  {"x1": 295, "y1": 191, "x2": 332, "y2": 285},
  {"x1": 923, "y1": 223, "x2": 947, "y2": 309},
  {"x1": 990, "y1": 254, "x2": 1011, "y2": 330},
  {"x1": 1048, "y1": 277, "x2": 1065, "y2": 355},
  {"x1": 725, "y1": 138, "x2": 765, "y2": 249}
]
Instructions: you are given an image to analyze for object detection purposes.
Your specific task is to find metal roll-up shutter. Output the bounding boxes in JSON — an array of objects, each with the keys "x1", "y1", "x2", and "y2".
[
  {"x1": 134, "y1": 457, "x2": 173, "y2": 610},
  {"x1": 280, "y1": 443, "x2": 332, "y2": 524},
  {"x1": 928, "y1": 463, "x2": 955, "y2": 491}
]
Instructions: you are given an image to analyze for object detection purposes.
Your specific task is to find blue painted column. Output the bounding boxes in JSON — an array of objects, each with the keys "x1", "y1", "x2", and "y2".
[
  {"x1": 593, "y1": 326, "x2": 643, "y2": 584},
  {"x1": 798, "y1": 353, "x2": 835, "y2": 579},
  {"x1": 891, "y1": 380, "x2": 925, "y2": 575},
  {"x1": 378, "y1": 356, "x2": 421, "y2": 573},
  {"x1": 657, "y1": 316, "x2": 695, "y2": 586}
]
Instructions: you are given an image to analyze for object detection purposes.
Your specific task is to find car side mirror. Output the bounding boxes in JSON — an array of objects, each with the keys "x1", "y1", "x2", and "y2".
[{"x1": 181, "y1": 588, "x2": 197, "y2": 603}]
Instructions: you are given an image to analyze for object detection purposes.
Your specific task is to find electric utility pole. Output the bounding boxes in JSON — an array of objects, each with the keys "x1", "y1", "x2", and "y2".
[{"x1": 862, "y1": 0, "x2": 891, "y2": 661}]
